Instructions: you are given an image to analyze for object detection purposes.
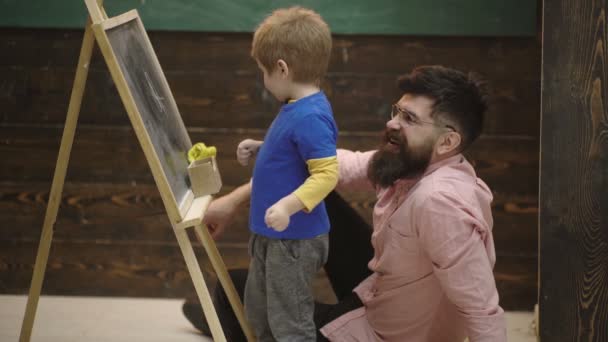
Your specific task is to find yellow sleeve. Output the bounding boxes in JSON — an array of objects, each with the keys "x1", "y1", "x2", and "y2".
[{"x1": 293, "y1": 156, "x2": 338, "y2": 212}]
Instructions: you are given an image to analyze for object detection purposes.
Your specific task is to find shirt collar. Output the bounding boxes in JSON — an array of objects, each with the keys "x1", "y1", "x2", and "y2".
[
  {"x1": 392, "y1": 153, "x2": 464, "y2": 188},
  {"x1": 423, "y1": 153, "x2": 464, "y2": 177}
]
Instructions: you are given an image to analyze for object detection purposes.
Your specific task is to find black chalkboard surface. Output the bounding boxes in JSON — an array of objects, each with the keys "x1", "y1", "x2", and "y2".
[{"x1": 97, "y1": 12, "x2": 194, "y2": 221}]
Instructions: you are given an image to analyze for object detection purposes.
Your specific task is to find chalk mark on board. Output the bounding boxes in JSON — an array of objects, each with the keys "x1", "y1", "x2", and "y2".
[{"x1": 144, "y1": 71, "x2": 166, "y2": 114}]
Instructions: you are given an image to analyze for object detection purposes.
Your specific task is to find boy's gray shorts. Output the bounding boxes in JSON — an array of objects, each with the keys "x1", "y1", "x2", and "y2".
[{"x1": 244, "y1": 233, "x2": 329, "y2": 342}]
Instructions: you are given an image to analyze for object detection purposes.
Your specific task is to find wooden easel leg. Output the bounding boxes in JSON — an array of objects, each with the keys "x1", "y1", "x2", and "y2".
[
  {"x1": 193, "y1": 224, "x2": 256, "y2": 342},
  {"x1": 173, "y1": 227, "x2": 227, "y2": 342},
  {"x1": 19, "y1": 18, "x2": 96, "y2": 342}
]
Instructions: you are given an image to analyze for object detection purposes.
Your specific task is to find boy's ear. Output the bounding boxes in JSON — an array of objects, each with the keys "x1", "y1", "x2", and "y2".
[{"x1": 277, "y1": 59, "x2": 289, "y2": 78}]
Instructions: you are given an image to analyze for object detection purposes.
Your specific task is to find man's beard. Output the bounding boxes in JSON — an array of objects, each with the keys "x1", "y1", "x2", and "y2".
[{"x1": 367, "y1": 129, "x2": 433, "y2": 188}]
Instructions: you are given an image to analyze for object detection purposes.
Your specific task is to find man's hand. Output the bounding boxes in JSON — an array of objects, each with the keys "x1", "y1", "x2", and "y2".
[
  {"x1": 203, "y1": 194, "x2": 238, "y2": 239},
  {"x1": 237, "y1": 139, "x2": 263, "y2": 166},
  {"x1": 264, "y1": 202, "x2": 290, "y2": 232}
]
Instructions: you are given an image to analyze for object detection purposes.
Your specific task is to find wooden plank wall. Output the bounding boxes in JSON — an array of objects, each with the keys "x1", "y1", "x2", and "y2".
[
  {"x1": 0, "y1": 28, "x2": 540, "y2": 310},
  {"x1": 540, "y1": 0, "x2": 608, "y2": 340}
]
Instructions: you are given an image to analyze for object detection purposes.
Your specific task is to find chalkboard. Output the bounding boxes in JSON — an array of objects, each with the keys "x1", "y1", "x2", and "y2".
[
  {"x1": 1, "y1": 0, "x2": 537, "y2": 36},
  {"x1": 94, "y1": 11, "x2": 194, "y2": 221}
]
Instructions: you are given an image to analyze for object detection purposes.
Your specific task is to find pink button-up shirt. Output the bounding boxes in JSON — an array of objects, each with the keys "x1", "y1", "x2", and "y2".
[{"x1": 320, "y1": 150, "x2": 506, "y2": 342}]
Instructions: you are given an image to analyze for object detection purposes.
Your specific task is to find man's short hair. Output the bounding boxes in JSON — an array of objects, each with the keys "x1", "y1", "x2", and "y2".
[
  {"x1": 397, "y1": 65, "x2": 490, "y2": 150},
  {"x1": 251, "y1": 6, "x2": 332, "y2": 84}
]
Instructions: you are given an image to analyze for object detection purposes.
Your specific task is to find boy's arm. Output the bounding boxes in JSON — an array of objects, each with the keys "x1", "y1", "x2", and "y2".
[
  {"x1": 293, "y1": 156, "x2": 339, "y2": 211},
  {"x1": 265, "y1": 193, "x2": 306, "y2": 230},
  {"x1": 265, "y1": 157, "x2": 338, "y2": 231},
  {"x1": 265, "y1": 112, "x2": 338, "y2": 231}
]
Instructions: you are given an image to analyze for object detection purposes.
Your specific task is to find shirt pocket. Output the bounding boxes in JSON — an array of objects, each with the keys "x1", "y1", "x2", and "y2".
[
  {"x1": 277, "y1": 239, "x2": 300, "y2": 261},
  {"x1": 375, "y1": 224, "x2": 423, "y2": 277},
  {"x1": 385, "y1": 224, "x2": 421, "y2": 256}
]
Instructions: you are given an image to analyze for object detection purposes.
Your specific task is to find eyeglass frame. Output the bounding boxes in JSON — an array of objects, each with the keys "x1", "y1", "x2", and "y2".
[{"x1": 390, "y1": 104, "x2": 456, "y2": 132}]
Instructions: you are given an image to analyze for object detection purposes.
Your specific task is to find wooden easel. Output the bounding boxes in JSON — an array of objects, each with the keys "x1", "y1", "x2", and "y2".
[{"x1": 18, "y1": 1, "x2": 255, "y2": 341}]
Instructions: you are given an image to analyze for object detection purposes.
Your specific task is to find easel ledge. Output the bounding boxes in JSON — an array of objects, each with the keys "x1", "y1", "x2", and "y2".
[{"x1": 175, "y1": 195, "x2": 212, "y2": 230}]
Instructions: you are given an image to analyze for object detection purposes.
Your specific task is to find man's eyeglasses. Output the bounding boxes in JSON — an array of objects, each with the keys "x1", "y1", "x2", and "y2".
[{"x1": 390, "y1": 104, "x2": 456, "y2": 132}]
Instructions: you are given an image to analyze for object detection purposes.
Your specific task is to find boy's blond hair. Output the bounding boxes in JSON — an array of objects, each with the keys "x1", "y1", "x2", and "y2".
[{"x1": 252, "y1": 7, "x2": 332, "y2": 84}]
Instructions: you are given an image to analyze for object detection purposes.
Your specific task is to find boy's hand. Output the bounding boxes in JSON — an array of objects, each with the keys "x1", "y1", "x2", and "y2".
[
  {"x1": 264, "y1": 193, "x2": 305, "y2": 232},
  {"x1": 237, "y1": 139, "x2": 263, "y2": 166},
  {"x1": 265, "y1": 202, "x2": 290, "y2": 232}
]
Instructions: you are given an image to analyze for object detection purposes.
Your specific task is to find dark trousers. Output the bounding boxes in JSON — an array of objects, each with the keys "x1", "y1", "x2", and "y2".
[{"x1": 198, "y1": 191, "x2": 374, "y2": 341}]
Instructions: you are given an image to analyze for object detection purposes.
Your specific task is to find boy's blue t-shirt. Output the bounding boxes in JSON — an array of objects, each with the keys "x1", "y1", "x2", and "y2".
[{"x1": 250, "y1": 91, "x2": 337, "y2": 239}]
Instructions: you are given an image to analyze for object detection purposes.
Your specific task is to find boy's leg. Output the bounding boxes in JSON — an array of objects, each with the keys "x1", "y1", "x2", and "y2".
[
  {"x1": 181, "y1": 269, "x2": 363, "y2": 342},
  {"x1": 244, "y1": 234, "x2": 274, "y2": 341},
  {"x1": 324, "y1": 191, "x2": 374, "y2": 299},
  {"x1": 266, "y1": 235, "x2": 329, "y2": 342},
  {"x1": 182, "y1": 191, "x2": 374, "y2": 338}
]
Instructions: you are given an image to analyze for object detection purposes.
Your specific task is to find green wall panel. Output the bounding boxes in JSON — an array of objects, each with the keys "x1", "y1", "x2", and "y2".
[{"x1": 0, "y1": 0, "x2": 536, "y2": 36}]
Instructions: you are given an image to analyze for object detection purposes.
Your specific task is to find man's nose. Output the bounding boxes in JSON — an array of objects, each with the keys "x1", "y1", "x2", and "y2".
[{"x1": 386, "y1": 117, "x2": 400, "y2": 130}]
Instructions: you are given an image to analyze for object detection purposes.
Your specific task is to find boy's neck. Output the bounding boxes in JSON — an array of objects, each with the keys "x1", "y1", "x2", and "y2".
[{"x1": 285, "y1": 83, "x2": 321, "y2": 102}]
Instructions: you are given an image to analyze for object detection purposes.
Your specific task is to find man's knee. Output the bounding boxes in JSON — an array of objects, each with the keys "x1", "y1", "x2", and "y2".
[{"x1": 216, "y1": 268, "x2": 248, "y2": 302}]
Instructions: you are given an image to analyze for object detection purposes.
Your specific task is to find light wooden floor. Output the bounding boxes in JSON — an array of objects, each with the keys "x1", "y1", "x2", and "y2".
[
  {"x1": 1, "y1": 295, "x2": 536, "y2": 341},
  {"x1": 1, "y1": 295, "x2": 212, "y2": 342}
]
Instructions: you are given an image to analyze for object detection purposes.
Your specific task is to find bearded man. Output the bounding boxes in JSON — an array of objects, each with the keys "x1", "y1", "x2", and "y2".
[{"x1": 182, "y1": 65, "x2": 507, "y2": 342}]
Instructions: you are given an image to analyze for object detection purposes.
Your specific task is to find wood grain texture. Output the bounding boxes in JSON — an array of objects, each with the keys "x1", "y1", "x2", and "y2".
[
  {"x1": 0, "y1": 29, "x2": 540, "y2": 76},
  {"x1": 0, "y1": 126, "x2": 538, "y2": 196},
  {"x1": 0, "y1": 240, "x2": 536, "y2": 310},
  {"x1": 0, "y1": 66, "x2": 539, "y2": 135},
  {"x1": 540, "y1": 1, "x2": 608, "y2": 340},
  {"x1": 0, "y1": 26, "x2": 541, "y2": 311},
  {"x1": 0, "y1": 180, "x2": 536, "y2": 256},
  {"x1": 0, "y1": 29, "x2": 541, "y2": 135}
]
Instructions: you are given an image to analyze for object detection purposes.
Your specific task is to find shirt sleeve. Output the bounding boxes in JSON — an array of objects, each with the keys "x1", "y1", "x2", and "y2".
[
  {"x1": 293, "y1": 156, "x2": 338, "y2": 212},
  {"x1": 417, "y1": 192, "x2": 507, "y2": 342},
  {"x1": 336, "y1": 149, "x2": 376, "y2": 193},
  {"x1": 292, "y1": 113, "x2": 337, "y2": 160}
]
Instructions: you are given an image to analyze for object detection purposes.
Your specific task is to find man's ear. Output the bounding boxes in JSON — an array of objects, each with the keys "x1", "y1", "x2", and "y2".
[
  {"x1": 436, "y1": 131, "x2": 461, "y2": 155},
  {"x1": 277, "y1": 59, "x2": 289, "y2": 78}
]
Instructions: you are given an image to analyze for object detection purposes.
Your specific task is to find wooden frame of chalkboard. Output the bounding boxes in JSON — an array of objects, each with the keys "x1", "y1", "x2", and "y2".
[{"x1": 18, "y1": 1, "x2": 255, "y2": 341}]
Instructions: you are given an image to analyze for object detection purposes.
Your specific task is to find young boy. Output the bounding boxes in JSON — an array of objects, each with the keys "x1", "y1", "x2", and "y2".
[{"x1": 236, "y1": 6, "x2": 337, "y2": 341}]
